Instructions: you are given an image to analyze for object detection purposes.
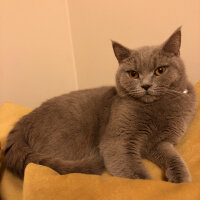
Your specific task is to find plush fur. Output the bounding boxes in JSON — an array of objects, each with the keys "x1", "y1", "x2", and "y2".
[{"x1": 4, "y1": 28, "x2": 197, "y2": 183}]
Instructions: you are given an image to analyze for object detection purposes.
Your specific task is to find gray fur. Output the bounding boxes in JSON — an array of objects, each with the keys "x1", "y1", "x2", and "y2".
[{"x1": 4, "y1": 28, "x2": 197, "y2": 183}]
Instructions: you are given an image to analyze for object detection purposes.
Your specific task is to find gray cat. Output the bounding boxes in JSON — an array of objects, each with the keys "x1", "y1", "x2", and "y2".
[{"x1": 4, "y1": 28, "x2": 197, "y2": 183}]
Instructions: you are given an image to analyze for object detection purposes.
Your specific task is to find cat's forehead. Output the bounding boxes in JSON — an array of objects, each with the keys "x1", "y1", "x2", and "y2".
[
  {"x1": 128, "y1": 46, "x2": 160, "y2": 71},
  {"x1": 132, "y1": 46, "x2": 160, "y2": 60}
]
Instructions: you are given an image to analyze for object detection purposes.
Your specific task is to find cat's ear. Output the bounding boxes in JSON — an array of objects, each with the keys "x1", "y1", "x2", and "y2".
[
  {"x1": 112, "y1": 41, "x2": 131, "y2": 63},
  {"x1": 162, "y1": 27, "x2": 181, "y2": 56}
]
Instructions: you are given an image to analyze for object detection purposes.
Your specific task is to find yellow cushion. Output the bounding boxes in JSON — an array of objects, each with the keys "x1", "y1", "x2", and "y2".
[
  {"x1": 0, "y1": 81, "x2": 200, "y2": 200},
  {"x1": 0, "y1": 103, "x2": 31, "y2": 200}
]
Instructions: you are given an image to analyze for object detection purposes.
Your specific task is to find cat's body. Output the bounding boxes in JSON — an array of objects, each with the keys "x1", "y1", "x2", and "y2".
[
  {"x1": 4, "y1": 28, "x2": 197, "y2": 183},
  {"x1": 4, "y1": 87, "x2": 116, "y2": 177}
]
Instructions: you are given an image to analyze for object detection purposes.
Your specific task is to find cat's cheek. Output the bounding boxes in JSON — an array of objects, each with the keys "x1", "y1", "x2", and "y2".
[
  {"x1": 118, "y1": 75, "x2": 136, "y2": 93},
  {"x1": 166, "y1": 68, "x2": 180, "y2": 86}
]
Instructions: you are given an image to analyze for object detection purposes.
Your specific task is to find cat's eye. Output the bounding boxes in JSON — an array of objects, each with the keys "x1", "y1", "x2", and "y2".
[
  {"x1": 127, "y1": 70, "x2": 139, "y2": 79},
  {"x1": 154, "y1": 66, "x2": 166, "y2": 76}
]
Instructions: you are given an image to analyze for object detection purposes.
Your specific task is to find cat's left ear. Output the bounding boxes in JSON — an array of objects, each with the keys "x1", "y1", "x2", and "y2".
[
  {"x1": 112, "y1": 41, "x2": 131, "y2": 63},
  {"x1": 162, "y1": 27, "x2": 181, "y2": 56}
]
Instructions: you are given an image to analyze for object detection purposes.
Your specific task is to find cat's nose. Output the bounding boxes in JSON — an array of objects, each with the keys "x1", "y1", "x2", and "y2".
[{"x1": 141, "y1": 84, "x2": 152, "y2": 90}]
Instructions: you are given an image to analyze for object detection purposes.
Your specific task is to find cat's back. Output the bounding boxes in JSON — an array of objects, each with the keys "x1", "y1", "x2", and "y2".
[
  {"x1": 20, "y1": 86, "x2": 117, "y2": 134},
  {"x1": 12, "y1": 86, "x2": 117, "y2": 159},
  {"x1": 38, "y1": 86, "x2": 117, "y2": 119}
]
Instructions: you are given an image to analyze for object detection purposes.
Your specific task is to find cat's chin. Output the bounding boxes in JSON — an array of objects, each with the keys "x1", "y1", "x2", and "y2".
[{"x1": 138, "y1": 95, "x2": 159, "y2": 103}]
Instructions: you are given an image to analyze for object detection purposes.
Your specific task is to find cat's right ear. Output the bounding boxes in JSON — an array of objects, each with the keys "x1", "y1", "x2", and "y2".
[{"x1": 112, "y1": 41, "x2": 131, "y2": 63}]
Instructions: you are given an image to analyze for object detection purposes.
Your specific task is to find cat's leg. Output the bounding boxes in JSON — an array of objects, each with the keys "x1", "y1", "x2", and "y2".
[
  {"x1": 100, "y1": 139, "x2": 151, "y2": 180},
  {"x1": 148, "y1": 142, "x2": 191, "y2": 183}
]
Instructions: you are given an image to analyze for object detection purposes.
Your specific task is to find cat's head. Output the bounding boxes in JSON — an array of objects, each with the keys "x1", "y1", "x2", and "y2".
[{"x1": 112, "y1": 27, "x2": 188, "y2": 103}]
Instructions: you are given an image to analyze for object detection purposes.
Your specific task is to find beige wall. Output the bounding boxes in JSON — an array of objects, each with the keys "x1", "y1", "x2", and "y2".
[
  {"x1": 0, "y1": 0, "x2": 200, "y2": 108},
  {"x1": 0, "y1": 0, "x2": 78, "y2": 108},
  {"x1": 68, "y1": 0, "x2": 200, "y2": 89}
]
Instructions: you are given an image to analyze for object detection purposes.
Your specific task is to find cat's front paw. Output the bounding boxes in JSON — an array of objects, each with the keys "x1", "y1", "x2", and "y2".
[{"x1": 165, "y1": 168, "x2": 192, "y2": 183}]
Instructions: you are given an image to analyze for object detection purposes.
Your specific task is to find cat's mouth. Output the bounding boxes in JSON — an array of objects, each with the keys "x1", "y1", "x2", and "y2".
[
  {"x1": 140, "y1": 95, "x2": 158, "y2": 103},
  {"x1": 139, "y1": 91, "x2": 159, "y2": 103}
]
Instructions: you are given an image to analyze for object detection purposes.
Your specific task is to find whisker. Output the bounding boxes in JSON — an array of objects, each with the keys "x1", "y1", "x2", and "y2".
[{"x1": 153, "y1": 87, "x2": 187, "y2": 96}]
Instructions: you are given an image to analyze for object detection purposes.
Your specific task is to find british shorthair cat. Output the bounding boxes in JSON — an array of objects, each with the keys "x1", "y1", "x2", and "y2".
[{"x1": 4, "y1": 27, "x2": 197, "y2": 183}]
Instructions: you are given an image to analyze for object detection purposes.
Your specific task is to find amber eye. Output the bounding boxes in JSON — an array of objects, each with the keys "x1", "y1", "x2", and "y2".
[
  {"x1": 154, "y1": 66, "x2": 166, "y2": 76},
  {"x1": 127, "y1": 70, "x2": 139, "y2": 79}
]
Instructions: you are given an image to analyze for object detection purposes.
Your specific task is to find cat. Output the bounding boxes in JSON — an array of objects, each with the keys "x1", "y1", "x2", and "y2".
[{"x1": 4, "y1": 27, "x2": 197, "y2": 183}]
